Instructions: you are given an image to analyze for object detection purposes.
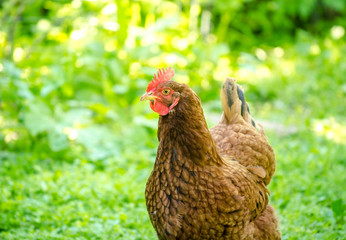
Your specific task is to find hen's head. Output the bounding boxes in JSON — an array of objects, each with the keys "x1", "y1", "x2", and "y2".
[{"x1": 141, "y1": 67, "x2": 181, "y2": 116}]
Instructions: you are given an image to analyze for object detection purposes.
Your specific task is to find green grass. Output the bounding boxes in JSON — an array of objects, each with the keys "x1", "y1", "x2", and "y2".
[
  {"x1": 269, "y1": 132, "x2": 345, "y2": 239},
  {"x1": 0, "y1": 153, "x2": 156, "y2": 239}
]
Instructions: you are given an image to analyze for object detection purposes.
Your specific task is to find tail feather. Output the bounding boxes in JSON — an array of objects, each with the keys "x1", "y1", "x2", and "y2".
[
  {"x1": 220, "y1": 77, "x2": 242, "y2": 124},
  {"x1": 220, "y1": 77, "x2": 259, "y2": 130}
]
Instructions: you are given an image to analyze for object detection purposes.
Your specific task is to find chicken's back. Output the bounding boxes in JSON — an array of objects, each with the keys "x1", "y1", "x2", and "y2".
[{"x1": 211, "y1": 123, "x2": 275, "y2": 185}]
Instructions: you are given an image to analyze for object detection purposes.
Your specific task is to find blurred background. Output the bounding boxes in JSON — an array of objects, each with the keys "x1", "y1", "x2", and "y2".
[{"x1": 0, "y1": 0, "x2": 345, "y2": 239}]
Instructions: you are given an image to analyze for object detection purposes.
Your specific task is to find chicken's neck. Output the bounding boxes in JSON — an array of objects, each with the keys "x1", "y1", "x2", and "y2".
[{"x1": 157, "y1": 89, "x2": 223, "y2": 166}]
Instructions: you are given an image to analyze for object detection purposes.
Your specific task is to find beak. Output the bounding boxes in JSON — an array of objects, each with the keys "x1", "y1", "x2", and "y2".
[{"x1": 140, "y1": 92, "x2": 158, "y2": 101}]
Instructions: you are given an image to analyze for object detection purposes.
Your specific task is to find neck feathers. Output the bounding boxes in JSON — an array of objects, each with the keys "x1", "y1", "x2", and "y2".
[{"x1": 157, "y1": 85, "x2": 222, "y2": 166}]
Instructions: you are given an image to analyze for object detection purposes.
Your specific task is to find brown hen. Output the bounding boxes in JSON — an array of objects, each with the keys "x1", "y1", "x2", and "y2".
[{"x1": 141, "y1": 68, "x2": 280, "y2": 240}]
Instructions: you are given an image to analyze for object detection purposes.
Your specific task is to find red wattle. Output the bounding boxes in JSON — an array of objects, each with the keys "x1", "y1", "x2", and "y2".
[{"x1": 150, "y1": 101, "x2": 169, "y2": 116}]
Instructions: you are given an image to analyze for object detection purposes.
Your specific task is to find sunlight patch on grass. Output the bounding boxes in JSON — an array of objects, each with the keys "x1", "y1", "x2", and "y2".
[{"x1": 313, "y1": 118, "x2": 346, "y2": 144}]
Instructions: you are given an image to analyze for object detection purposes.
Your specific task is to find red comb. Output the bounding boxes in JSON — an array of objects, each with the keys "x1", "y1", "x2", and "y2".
[{"x1": 147, "y1": 67, "x2": 175, "y2": 91}]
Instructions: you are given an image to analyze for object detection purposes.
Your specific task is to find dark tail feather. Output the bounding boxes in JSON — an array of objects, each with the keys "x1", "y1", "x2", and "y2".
[
  {"x1": 220, "y1": 77, "x2": 260, "y2": 130},
  {"x1": 220, "y1": 77, "x2": 242, "y2": 124},
  {"x1": 236, "y1": 85, "x2": 258, "y2": 128}
]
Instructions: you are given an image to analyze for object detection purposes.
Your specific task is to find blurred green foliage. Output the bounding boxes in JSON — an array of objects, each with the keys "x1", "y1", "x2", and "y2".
[{"x1": 0, "y1": 0, "x2": 345, "y2": 239}]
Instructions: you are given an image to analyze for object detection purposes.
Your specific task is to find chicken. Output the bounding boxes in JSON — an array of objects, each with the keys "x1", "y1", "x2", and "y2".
[{"x1": 141, "y1": 68, "x2": 280, "y2": 240}]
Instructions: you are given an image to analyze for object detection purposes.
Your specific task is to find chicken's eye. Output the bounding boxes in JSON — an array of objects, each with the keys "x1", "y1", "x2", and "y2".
[{"x1": 162, "y1": 89, "x2": 170, "y2": 95}]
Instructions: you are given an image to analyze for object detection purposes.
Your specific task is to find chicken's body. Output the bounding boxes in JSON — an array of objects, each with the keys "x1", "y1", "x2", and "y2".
[
  {"x1": 142, "y1": 69, "x2": 280, "y2": 240},
  {"x1": 210, "y1": 78, "x2": 280, "y2": 239}
]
